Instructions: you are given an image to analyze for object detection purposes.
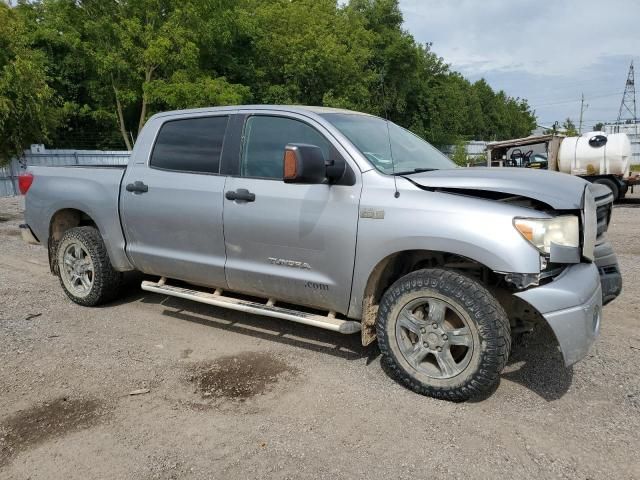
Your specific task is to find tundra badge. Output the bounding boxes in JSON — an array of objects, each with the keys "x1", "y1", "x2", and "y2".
[
  {"x1": 360, "y1": 208, "x2": 385, "y2": 219},
  {"x1": 268, "y1": 257, "x2": 312, "y2": 269}
]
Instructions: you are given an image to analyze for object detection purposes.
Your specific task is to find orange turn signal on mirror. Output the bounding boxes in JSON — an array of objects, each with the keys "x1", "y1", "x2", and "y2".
[{"x1": 283, "y1": 148, "x2": 298, "y2": 180}]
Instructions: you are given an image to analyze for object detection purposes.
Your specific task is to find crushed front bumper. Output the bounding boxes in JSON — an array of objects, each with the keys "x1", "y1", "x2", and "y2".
[
  {"x1": 515, "y1": 263, "x2": 602, "y2": 367},
  {"x1": 594, "y1": 240, "x2": 622, "y2": 304}
]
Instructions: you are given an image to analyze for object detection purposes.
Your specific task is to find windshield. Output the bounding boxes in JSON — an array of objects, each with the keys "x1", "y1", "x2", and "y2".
[{"x1": 321, "y1": 113, "x2": 455, "y2": 174}]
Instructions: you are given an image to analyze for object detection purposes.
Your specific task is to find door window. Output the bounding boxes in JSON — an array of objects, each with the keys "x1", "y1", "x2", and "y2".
[
  {"x1": 241, "y1": 116, "x2": 331, "y2": 179},
  {"x1": 150, "y1": 116, "x2": 228, "y2": 174}
]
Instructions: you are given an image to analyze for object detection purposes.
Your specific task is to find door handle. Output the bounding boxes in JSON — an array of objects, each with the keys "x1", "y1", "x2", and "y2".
[
  {"x1": 126, "y1": 181, "x2": 149, "y2": 194},
  {"x1": 225, "y1": 188, "x2": 255, "y2": 202}
]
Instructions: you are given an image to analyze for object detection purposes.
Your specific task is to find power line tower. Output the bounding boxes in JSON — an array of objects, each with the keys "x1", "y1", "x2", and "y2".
[{"x1": 617, "y1": 61, "x2": 636, "y2": 123}]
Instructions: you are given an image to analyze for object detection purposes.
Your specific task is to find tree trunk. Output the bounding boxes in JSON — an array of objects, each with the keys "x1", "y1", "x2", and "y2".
[
  {"x1": 137, "y1": 68, "x2": 153, "y2": 136},
  {"x1": 113, "y1": 83, "x2": 132, "y2": 151}
]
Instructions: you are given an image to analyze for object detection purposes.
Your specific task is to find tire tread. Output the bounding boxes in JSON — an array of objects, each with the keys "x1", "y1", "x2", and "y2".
[
  {"x1": 57, "y1": 226, "x2": 123, "y2": 306},
  {"x1": 376, "y1": 268, "x2": 511, "y2": 401}
]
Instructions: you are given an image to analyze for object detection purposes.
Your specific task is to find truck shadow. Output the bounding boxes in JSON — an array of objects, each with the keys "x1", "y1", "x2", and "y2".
[
  {"x1": 123, "y1": 288, "x2": 572, "y2": 401},
  {"x1": 499, "y1": 324, "x2": 574, "y2": 402},
  {"x1": 137, "y1": 292, "x2": 380, "y2": 363},
  {"x1": 615, "y1": 197, "x2": 640, "y2": 208}
]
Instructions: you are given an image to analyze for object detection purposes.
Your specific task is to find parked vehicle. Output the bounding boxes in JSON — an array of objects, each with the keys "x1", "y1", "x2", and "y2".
[
  {"x1": 485, "y1": 132, "x2": 640, "y2": 201},
  {"x1": 19, "y1": 106, "x2": 622, "y2": 401}
]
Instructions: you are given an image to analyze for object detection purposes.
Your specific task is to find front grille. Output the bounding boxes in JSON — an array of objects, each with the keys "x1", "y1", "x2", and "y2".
[{"x1": 596, "y1": 203, "x2": 611, "y2": 237}]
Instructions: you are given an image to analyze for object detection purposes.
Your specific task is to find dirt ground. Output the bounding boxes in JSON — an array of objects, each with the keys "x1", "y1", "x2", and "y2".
[{"x1": 0, "y1": 193, "x2": 639, "y2": 480}]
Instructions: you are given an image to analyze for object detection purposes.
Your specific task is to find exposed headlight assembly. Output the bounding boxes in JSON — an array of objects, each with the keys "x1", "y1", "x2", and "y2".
[{"x1": 513, "y1": 215, "x2": 579, "y2": 255}]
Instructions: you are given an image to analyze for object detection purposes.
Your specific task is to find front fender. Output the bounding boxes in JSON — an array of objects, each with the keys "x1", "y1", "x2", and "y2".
[{"x1": 347, "y1": 178, "x2": 545, "y2": 319}]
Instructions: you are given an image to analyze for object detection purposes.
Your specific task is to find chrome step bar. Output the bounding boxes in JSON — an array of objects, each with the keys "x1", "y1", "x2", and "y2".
[{"x1": 141, "y1": 278, "x2": 361, "y2": 334}]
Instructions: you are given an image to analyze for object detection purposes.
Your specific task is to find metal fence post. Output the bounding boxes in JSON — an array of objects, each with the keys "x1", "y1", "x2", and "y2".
[{"x1": 9, "y1": 158, "x2": 18, "y2": 196}]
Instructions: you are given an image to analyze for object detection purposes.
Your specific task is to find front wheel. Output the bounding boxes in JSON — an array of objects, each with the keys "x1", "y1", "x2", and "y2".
[{"x1": 376, "y1": 268, "x2": 511, "y2": 401}]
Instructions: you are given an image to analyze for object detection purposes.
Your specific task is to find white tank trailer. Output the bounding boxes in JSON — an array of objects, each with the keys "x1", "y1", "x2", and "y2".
[
  {"x1": 558, "y1": 132, "x2": 631, "y2": 177},
  {"x1": 486, "y1": 131, "x2": 639, "y2": 201}
]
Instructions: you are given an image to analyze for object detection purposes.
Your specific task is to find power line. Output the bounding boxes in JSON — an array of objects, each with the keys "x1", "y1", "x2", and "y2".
[
  {"x1": 539, "y1": 117, "x2": 610, "y2": 121},
  {"x1": 530, "y1": 91, "x2": 622, "y2": 108},
  {"x1": 524, "y1": 72, "x2": 637, "y2": 93}
]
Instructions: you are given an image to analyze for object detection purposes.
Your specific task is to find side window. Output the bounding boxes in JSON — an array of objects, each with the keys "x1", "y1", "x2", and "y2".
[
  {"x1": 241, "y1": 116, "x2": 331, "y2": 179},
  {"x1": 150, "y1": 116, "x2": 228, "y2": 174}
]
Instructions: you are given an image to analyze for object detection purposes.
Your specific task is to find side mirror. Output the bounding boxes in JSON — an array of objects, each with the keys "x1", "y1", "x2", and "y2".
[{"x1": 283, "y1": 144, "x2": 346, "y2": 184}]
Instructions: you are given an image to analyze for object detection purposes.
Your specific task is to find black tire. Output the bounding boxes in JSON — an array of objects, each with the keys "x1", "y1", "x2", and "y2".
[
  {"x1": 56, "y1": 226, "x2": 123, "y2": 306},
  {"x1": 376, "y1": 268, "x2": 511, "y2": 401},
  {"x1": 593, "y1": 178, "x2": 619, "y2": 201}
]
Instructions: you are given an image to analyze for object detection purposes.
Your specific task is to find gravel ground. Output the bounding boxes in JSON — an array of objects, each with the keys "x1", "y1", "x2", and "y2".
[{"x1": 0, "y1": 193, "x2": 639, "y2": 479}]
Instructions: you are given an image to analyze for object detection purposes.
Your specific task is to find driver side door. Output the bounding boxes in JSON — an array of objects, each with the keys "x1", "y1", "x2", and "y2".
[{"x1": 222, "y1": 113, "x2": 362, "y2": 314}]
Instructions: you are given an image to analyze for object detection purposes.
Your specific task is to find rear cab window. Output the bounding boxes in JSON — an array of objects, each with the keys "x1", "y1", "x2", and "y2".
[{"x1": 150, "y1": 116, "x2": 229, "y2": 174}]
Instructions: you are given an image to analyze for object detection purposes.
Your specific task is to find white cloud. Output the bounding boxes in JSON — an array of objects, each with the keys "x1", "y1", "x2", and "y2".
[
  {"x1": 398, "y1": 0, "x2": 640, "y2": 123},
  {"x1": 400, "y1": 0, "x2": 640, "y2": 76}
]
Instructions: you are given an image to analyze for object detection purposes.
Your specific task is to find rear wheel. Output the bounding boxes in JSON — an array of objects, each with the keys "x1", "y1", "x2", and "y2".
[
  {"x1": 376, "y1": 268, "x2": 511, "y2": 401},
  {"x1": 56, "y1": 226, "x2": 123, "y2": 306},
  {"x1": 593, "y1": 178, "x2": 620, "y2": 201}
]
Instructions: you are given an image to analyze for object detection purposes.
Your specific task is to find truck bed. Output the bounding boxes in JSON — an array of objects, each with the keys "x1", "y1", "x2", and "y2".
[{"x1": 24, "y1": 165, "x2": 131, "y2": 270}]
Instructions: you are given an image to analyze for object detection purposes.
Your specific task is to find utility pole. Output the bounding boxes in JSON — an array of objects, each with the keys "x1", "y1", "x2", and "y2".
[
  {"x1": 617, "y1": 61, "x2": 637, "y2": 123},
  {"x1": 578, "y1": 93, "x2": 588, "y2": 134}
]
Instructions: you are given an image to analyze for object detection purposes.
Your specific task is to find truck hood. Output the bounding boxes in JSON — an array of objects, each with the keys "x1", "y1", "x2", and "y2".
[{"x1": 404, "y1": 167, "x2": 588, "y2": 209}]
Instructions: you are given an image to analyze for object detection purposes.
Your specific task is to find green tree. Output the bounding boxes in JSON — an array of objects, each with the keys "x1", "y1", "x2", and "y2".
[
  {"x1": 83, "y1": 0, "x2": 248, "y2": 149},
  {"x1": 544, "y1": 118, "x2": 578, "y2": 136},
  {"x1": 0, "y1": 2, "x2": 58, "y2": 164},
  {"x1": 347, "y1": 0, "x2": 418, "y2": 119},
  {"x1": 452, "y1": 138, "x2": 469, "y2": 166},
  {"x1": 562, "y1": 118, "x2": 578, "y2": 136},
  {"x1": 16, "y1": 0, "x2": 122, "y2": 149},
  {"x1": 231, "y1": 0, "x2": 374, "y2": 108},
  {"x1": 11, "y1": 0, "x2": 539, "y2": 152}
]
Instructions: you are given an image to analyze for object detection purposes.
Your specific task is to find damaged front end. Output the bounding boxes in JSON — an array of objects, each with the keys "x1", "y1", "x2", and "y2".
[
  {"x1": 406, "y1": 169, "x2": 621, "y2": 366},
  {"x1": 514, "y1": 263, "x2": 602, "y2": 366},
  {"x1": 407, "y1": 169, "x2": 621, "y2": 306},
  {"x1": 506, "y1": 184, "x2": 619, "y2": 366}
]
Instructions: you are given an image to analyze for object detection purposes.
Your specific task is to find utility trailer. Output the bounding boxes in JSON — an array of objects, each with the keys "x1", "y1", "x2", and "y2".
[{"x1": 485, "y1": 133, "x2": 640, "y2": 201}]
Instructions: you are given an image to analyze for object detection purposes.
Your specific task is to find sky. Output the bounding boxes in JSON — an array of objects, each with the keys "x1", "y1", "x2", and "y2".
[{"x1": 399, "y1": 0, "x2": 640, "y2": 130}]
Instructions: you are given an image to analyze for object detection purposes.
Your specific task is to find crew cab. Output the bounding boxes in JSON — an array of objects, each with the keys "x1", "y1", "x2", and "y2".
[{"x1": 19, "y1": 106, "x2": 622, "y2": 401}]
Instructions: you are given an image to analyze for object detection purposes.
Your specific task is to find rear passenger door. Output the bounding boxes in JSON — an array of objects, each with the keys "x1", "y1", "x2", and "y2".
[
  {"x1": 222, "y1": 113, "x2": 362, "y2": 314},
  {"x1": 121, "y1": 114, "x2": 230, "y2": 287}
]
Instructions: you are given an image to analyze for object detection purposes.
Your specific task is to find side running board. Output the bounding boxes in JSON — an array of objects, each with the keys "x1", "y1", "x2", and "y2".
[{"x1": 141, "y1": 278, "x2": 361, "y2": 334}]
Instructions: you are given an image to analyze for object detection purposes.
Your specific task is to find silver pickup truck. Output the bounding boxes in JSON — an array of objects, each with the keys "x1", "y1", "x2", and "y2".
[{"x1": 19, "y1": 105, "x2": 622, "y2": 401}]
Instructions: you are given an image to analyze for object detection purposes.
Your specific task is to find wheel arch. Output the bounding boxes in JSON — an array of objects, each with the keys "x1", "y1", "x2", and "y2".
[
  {"x1": 355, "y1": 249, "x2": 495, "y2": 346},
  {"x1": 48, "y1": 208, "x2": 100, "y2": 274}
]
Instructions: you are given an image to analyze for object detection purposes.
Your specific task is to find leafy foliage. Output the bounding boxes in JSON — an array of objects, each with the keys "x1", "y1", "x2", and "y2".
[
  {"x1": 562, "y1": 118, "x2": 578, "y2": 136},
  {"x1": 0, "y1": 2, "x2": 58, "y2": 163},
  {"x1": 544, "y1": 117, "x2": 578, "y2": 136},
  {"x1": 3, "y1": 0, "x2": 537, "y2": 159},
  {"x1": 452, "y1": 138, "x2": 470, "y2": 166}
]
